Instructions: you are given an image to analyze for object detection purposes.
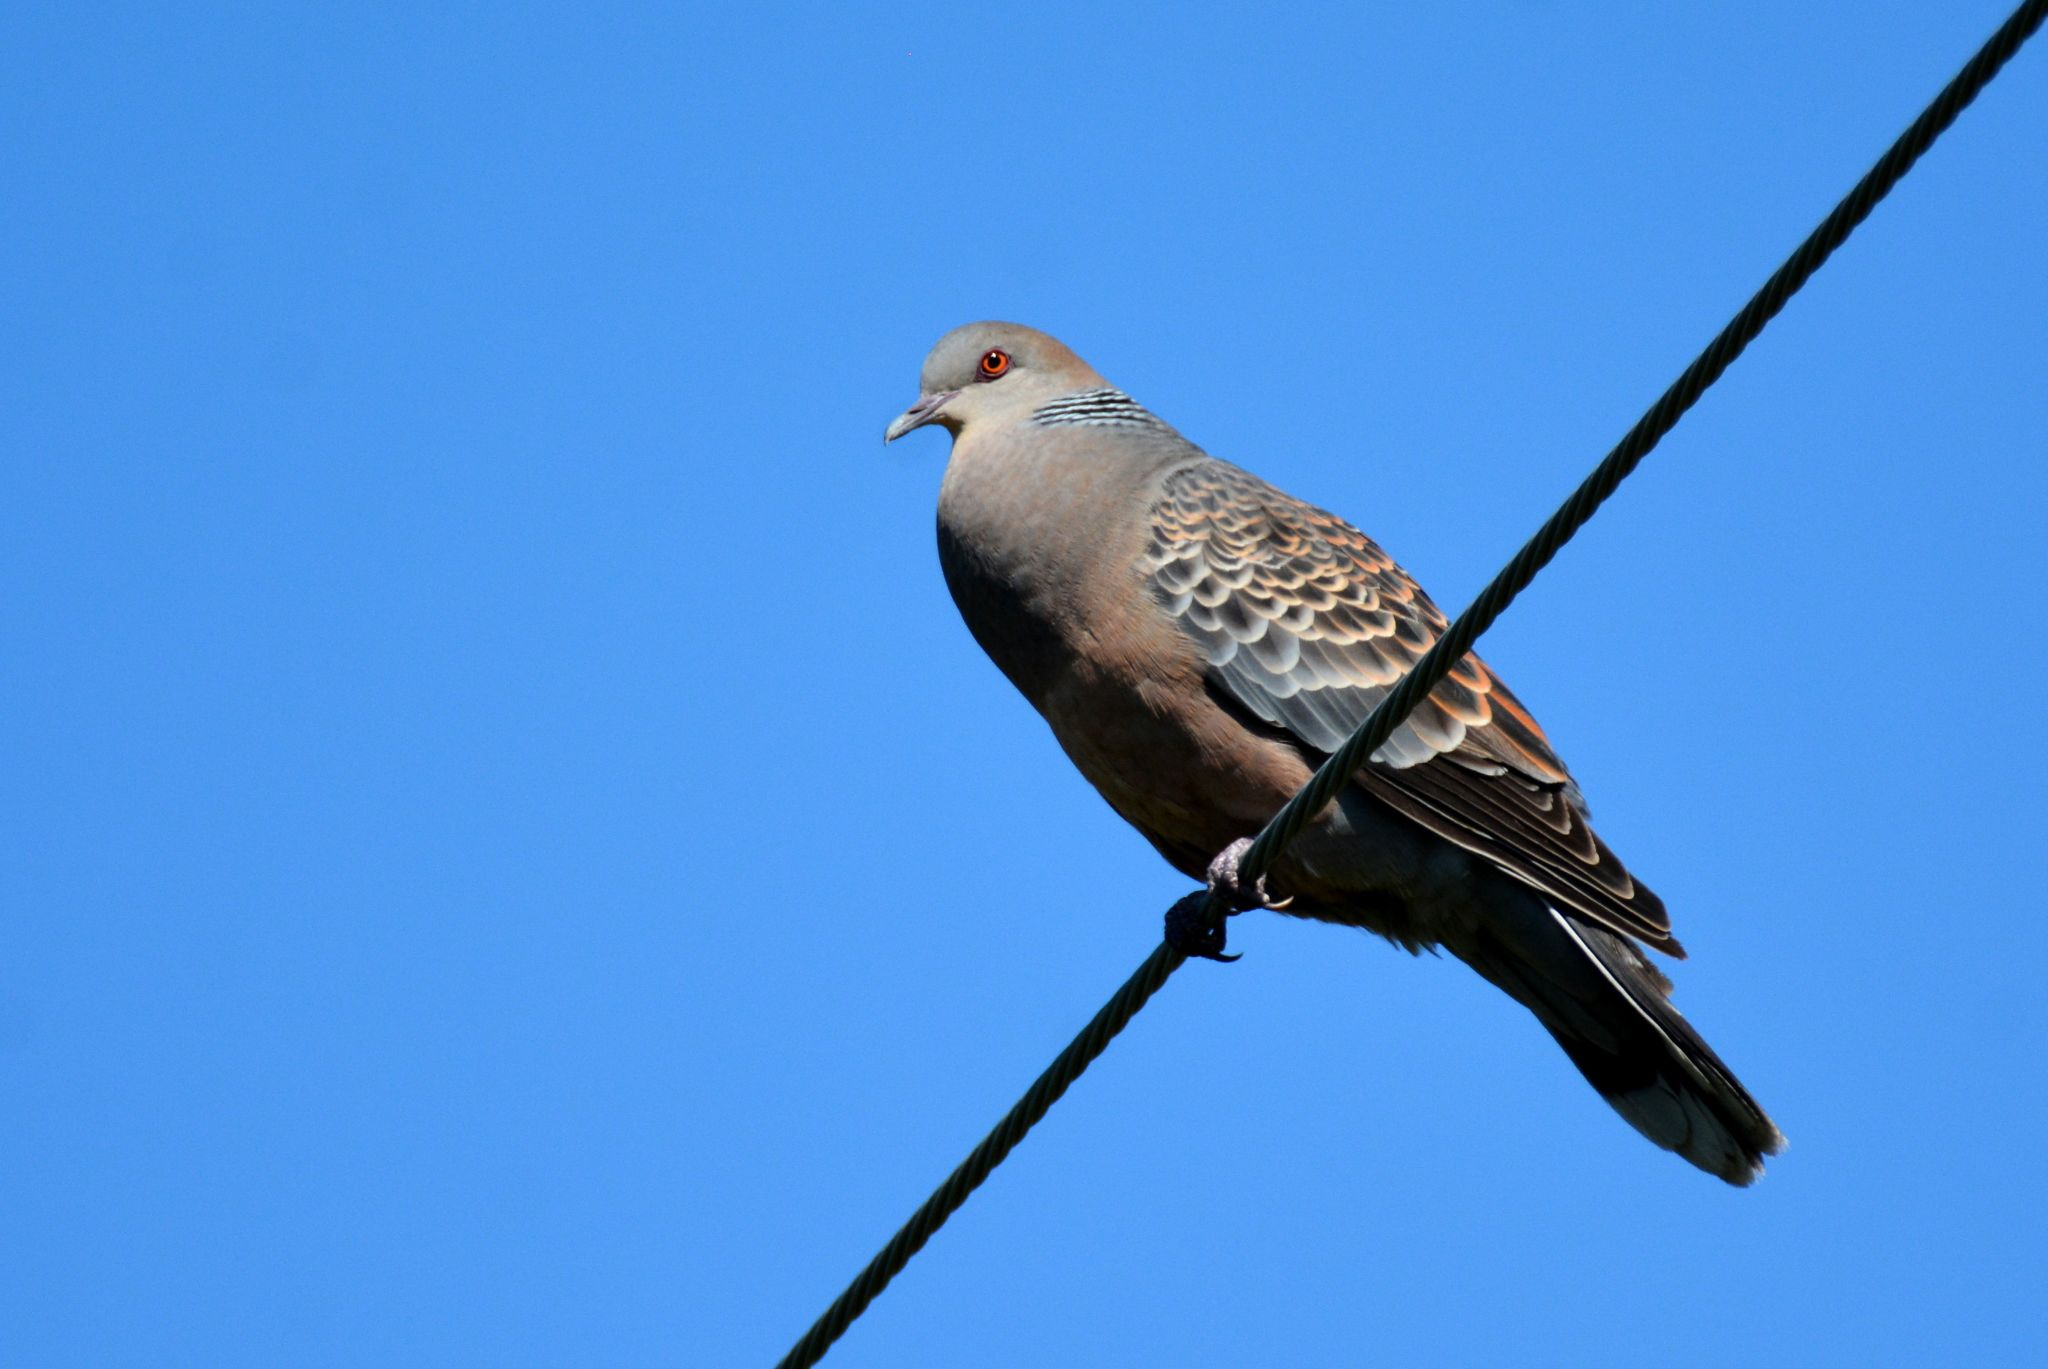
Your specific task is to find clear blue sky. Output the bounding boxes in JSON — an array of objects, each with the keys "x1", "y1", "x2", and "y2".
[{"x1": 4, "y1": 4, "x2": 2046, "y2": 1365}]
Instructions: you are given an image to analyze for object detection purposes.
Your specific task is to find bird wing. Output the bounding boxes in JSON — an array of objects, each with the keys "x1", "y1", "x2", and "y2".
[{"x1": 1146, "y1": 459, "x2": 1676, "y2": 952}]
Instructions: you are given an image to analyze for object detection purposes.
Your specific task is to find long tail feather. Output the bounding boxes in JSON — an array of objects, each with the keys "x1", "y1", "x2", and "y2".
[{"x1": 1456, "y1": 903, "x2": 1785, "y2": 1185}]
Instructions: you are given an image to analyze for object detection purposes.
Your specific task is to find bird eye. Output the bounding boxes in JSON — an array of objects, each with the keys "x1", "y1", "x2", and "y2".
[{"x1": 978, "y1": 349, "x2": 1011, "y2": 379}]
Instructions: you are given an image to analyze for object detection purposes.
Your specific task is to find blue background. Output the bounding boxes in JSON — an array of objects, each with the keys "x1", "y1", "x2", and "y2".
[{"x1": 5, "y1": 4, "x2": 2046, "y2": 1365}]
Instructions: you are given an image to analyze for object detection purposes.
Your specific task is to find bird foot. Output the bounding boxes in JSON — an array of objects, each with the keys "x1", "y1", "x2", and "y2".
[
  {"x1": 1162, "y1": 838, "x2": 1290, "y2": 962},
  {"x1": 1164, "y1": 890, "x2": 1238, "y2": 961},
  {"x1": 1205, "y1": 837, "x2": 1289, "y2": 914}
]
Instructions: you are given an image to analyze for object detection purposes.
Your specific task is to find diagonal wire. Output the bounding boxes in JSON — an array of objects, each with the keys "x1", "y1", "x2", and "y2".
[
  {"x1": 1235, "y1": 0, "x2": 2047, "y2": 888},
  {"x1": 775, "y1": 5, "x2": 2047, "y2": 1365}
]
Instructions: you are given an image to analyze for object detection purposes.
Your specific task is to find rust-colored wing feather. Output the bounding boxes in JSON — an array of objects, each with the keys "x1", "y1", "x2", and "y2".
[{"x1": 1147, "y1": 459, "x2": 1677, "y2": 953}]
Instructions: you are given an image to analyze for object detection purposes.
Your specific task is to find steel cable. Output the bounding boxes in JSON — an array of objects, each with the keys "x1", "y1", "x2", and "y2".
[{"x1": 775, "y1": 6, "x2": 2046, "y2": 1363}]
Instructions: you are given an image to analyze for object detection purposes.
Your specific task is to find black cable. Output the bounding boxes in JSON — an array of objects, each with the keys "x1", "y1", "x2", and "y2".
[
  {"x1": 1238, "y1": 0, "x2": 2048, "y2": 887},
  {"x1": 775, "y1": 6, "x2": 2047, "y2": 1364}
]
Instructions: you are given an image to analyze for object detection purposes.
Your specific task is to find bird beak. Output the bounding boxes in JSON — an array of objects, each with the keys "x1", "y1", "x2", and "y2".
[{"x1": 884, "y1": 391, "x2": 958, "y2": 444}]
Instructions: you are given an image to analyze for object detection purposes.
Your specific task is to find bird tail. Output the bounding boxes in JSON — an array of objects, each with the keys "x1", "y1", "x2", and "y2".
[{"x1": 1453, "y1": 903, "x2": 1786, "y2": 1185}]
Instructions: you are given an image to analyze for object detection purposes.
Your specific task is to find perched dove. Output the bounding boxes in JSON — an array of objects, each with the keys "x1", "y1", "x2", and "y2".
[{"x1": 886, "y1": 321, "x2": 1785, "y2": 1185}]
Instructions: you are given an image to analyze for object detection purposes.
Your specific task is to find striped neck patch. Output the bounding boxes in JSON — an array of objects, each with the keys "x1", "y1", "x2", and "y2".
[{"x1": 1030, "y1": 388, "x2": 1165, "y2": 429}]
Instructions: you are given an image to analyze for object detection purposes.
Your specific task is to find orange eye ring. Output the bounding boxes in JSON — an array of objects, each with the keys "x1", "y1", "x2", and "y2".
[{"x1": 978, "y1": 349, "x2": 1011, "y2": 379}]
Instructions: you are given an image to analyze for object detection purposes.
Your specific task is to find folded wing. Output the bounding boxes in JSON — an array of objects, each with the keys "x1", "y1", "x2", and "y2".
[{"x1": 1146, "y1": 459, "x2": 1677, "y2": 953}]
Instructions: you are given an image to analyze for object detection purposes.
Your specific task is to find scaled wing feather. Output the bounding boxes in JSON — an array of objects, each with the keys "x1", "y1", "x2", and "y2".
[{"x1": 1146, "y1": 460, "x2": 1676, "y2": 952}]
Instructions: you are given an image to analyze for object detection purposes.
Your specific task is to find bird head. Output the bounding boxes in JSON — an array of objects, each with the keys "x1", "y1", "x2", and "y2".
[{"x1": 884, "y1": 322, "x2": 1108, "y2": 443}]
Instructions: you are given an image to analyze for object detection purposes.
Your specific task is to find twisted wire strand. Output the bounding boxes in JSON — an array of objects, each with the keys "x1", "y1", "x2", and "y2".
[
  {"x1": 775, "y1": 943, "x2": 1185, "y2": 1369},
  {"x1": 776, "y1": 6, "x2": 2046, "y2": 1364},
  {"x1": 1239, "y1": 0, "x2": 2048, "y2": 885}
]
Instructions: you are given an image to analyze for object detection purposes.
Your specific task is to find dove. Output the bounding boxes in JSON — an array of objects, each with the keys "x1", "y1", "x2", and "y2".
[{"x1": 886, "y1": 321, "x2": 1784, "y2": 1185}]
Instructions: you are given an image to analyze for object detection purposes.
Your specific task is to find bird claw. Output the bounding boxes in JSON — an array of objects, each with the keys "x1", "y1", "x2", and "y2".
[
  {"x1": 1164, "y1": 890, "x2": 1239, "y2": 962},
  {"x1": 1162, "y1": 838, "x2": 1291, "y2": 961},
  {"x1": 1206, "y1": 837, "x2": 1290, "y2": 913}
]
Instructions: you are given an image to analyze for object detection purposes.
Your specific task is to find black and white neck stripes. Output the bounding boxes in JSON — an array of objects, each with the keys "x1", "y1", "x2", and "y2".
[{"x1": 1029, "y1": 388, "x2": 1166, "y2": 430}]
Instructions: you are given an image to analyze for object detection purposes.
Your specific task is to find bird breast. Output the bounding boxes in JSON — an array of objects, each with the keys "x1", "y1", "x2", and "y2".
[{"x1": 936, "y1": 432, "x2": 1311, "y2": 874}]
